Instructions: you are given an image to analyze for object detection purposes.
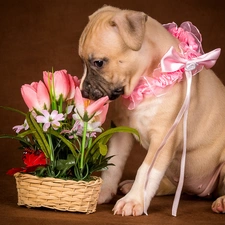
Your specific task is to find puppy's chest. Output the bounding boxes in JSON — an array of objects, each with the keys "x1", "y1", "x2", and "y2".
[{"x1": 128, "y1": 98, "x2": 163, "y2": 148}]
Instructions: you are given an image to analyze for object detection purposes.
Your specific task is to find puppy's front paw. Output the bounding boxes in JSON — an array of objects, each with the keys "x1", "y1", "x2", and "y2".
[
  {"x1": 212, "y1": 196, "x2": 225, "y2": 213},
  {"x1": 98, "y1": 186, "x2": 116, "y2": 204},
  {"x1": 112, "y1": 196, "x2": 144, "y2": 216}
]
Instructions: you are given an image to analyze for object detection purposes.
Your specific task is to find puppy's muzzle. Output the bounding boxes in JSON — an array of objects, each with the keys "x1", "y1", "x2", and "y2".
[{"x1": 81, "y1": 80, "x2": 124, "y2": 100}]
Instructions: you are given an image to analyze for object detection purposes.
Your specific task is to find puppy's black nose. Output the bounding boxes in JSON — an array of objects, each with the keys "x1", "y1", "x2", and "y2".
[
  {"x1": 93, "y1": 89, "x2": 104, "y2": 100},
  {"x1": 81, "y1": 81, "x2": 91, "y2": 98},
  {"x1": 81, "y1": 85, "x2": 104, "y2": 100},
  {"x1": 81, "y1": 89, "x2": 89, "y2": 98}
]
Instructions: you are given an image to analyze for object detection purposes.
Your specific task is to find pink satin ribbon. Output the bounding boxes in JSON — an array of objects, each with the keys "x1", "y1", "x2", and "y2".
[
  {"x1": 139, "y1": 22, "x2": 221, "y2": 216},
  {"x1": 161, "y1": 46, "x2": 221, "y2": 73}
]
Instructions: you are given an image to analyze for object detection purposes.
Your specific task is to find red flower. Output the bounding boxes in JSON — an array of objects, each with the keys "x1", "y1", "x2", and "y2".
[
  {"x1": 7, "y1": 167, "x2": 25, "y2": 175},
  {"x1": 23, "y1": 149, "x2": 47, "y2": 167},
  {"x1": 7, "y1": 149, "x2": 47, "y2": 176}
]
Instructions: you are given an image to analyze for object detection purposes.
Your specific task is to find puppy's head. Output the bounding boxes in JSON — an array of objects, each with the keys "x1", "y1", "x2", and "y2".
[{"x1": 79, "y1": 6, "x2": 148, "y2": 100}]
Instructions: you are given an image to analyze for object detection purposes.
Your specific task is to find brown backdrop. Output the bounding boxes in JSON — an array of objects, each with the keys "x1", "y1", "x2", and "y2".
[{"x1": 0, "y1": 0, "x2": 224, "y2": 224}]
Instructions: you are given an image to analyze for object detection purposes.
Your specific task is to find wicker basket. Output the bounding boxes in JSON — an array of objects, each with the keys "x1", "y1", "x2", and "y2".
[{"x1": 14, "y1": 172, "x2": 102, "y2": 214}]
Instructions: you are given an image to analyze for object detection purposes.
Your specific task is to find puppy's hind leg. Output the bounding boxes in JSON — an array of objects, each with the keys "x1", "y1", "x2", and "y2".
[
  {"x1": 212, "y1": 164, "x2": 225, "y2": 213},
  {"x1": 156, "y1": 176, "x2": 176, "y2": 196},
  {"x1": 119, "y1": 180, "x2": 134, "y2": 194}
]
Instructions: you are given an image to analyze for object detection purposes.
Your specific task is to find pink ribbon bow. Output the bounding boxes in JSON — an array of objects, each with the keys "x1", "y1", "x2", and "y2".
[{"x1": 161, "y1": 46, "x2": 221, "y2": 73}]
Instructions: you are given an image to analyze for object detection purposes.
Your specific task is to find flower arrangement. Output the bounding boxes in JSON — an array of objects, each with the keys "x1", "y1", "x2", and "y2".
[{"x1": 2, "y1": 69, "x2": 138, "y2": 181}]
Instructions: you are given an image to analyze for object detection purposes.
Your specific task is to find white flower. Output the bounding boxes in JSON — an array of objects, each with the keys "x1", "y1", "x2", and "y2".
[
  {"x1": 36, "y1": 110, "x2": 65, "y2": 132},
  {"x1": 13, "y1": 119, "x2": 29, "y2": 133}
]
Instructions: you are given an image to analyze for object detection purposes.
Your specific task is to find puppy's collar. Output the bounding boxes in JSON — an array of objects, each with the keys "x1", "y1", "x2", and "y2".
[
  {"x1": 123, "y1": 22, "x2": 221, "y2": 110},
  {"x1": 123, "y1": 22, "x2": 221, "y2": 217}
]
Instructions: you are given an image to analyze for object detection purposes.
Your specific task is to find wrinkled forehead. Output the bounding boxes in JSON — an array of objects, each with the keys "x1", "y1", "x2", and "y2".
[{"x1": 79, "y1": 12, "x2": 122, "y2": 58}]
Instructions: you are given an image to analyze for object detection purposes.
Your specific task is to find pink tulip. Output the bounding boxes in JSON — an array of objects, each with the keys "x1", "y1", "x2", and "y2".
[
  {"x1": 43, "y1": 70, "x2": 71, "y2": 101},
  {"x1": 21, "y1": 81, "x2": 50, "y2": 111},
  {"x1": 66, "y1": 75, "x2": 80, "y2": 100},
  {"x1": 74, "y1": 87, "x2": 109, "y2": 122},
  {"x1": 94, "y1": 103, "x2": 109, "y2": 125}
]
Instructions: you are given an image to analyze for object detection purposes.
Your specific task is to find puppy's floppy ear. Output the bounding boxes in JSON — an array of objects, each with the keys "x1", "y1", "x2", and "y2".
[{"x1": 110, "y1": 10, "x2": 148, "y2": 51}]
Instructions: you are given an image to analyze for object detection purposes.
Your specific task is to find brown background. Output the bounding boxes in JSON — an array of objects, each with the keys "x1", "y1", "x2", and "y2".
[{"x1": 0, "y1": 0, "x2": 225, "y2": 224}]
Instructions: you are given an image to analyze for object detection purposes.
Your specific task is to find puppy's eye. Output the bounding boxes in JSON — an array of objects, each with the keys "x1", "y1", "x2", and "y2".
[{"x1": 94, "y1": 60, "x2": 104, "y2": 68}]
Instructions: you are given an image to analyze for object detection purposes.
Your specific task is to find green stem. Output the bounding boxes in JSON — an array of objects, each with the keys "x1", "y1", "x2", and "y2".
[
  {"x1": 48, "y1": 71, "x2": 57, "y2": 110},
  {"x1": 58, "y1": 95, "x2": 63, "y2": 113},
  {"x1": 52, "y1": 99, "x2": 57, "y2": 111},
  {"x1": 80, "y1": 121, "x2": 88, "y2": 170},
  {"x1": 46, "y1": 132, "x2": 56, "y2": 177},
  {"x1": 47, "y1": 133, "x2": 54, "y2": 162},
  {"x1": 88, "y1": 137, "x2": 92, "y2": 150}
]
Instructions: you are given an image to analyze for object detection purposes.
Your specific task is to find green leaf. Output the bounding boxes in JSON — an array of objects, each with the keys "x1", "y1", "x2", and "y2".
[
  {"x1": 73, "y1": 163, "x2": 90, "y2": 181},
  {"x1": 34, "y1": 166, "x2": 47, "y2": 177},
  {"x1": 84, "y1": 126, "x2": 139, "y2": 167},
  {"x1": 56, "y1": 154, "x2": 75, "y2": 171},
  {"x1": 26, "y1": 112, "x2": 50, "y2": 158},
  {"x1": 0, "y1": 134, "x2": 33, "y2": 147},
  {"x1": 47, "y1": 130, "x2": 78, "y2": 158},
  {"x1": 17, "y1": 130, "x2": 35, "y2": 138},
  {"x1": 91, "y1": 126, "x2": 139, "y2": 148},
  {"x1": 89, "y1": 155, "x2": 115, "y2": 174},
  {"x1": 0, "y1": 106, "x2": 26, "y2": 116},
  {"x1": 88, "y1": 126, "x2": 139, "y2": 157},
  {"x1": 99, "y1": 143, "x2": 108, "y2": 156}
]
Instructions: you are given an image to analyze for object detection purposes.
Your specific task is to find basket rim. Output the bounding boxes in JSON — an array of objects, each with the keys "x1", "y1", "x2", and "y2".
[{"x1": 14, "y1": 172, "x2": 102, "y2": 185}]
